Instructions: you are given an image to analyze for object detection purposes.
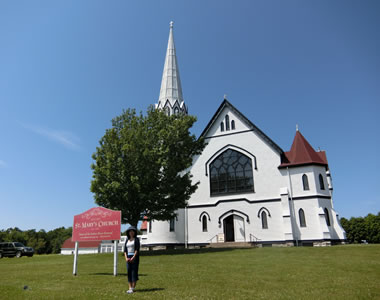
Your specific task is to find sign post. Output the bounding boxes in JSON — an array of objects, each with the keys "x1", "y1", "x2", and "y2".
[
  {"x1": 113, "y1": 240, "x2": 118, "y2": 276},
  {"x1": 73, "y1": 241, "x2": 79, "y2": 275},
  {"x1": 72, "y1": 207, "x2": 121, "y2": 276}
]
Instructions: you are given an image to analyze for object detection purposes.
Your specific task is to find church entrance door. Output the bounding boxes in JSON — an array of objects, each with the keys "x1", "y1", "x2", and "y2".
[
  {"x1": 233, "y1": 215, "x2": 245, "y2": 242},
  {"x1": 223, "y1": 215, "x2": 235, "y2": 242},
  {"x1": 223, "y1": 214, "x2": 246, "y2": 242}
]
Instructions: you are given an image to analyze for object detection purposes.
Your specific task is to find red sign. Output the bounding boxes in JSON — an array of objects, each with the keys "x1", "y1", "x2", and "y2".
[{"x1": 72, "y1": 207, "x2": 121, "y2": 242}]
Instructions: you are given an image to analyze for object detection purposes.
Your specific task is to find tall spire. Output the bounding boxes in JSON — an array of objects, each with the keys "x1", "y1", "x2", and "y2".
[{"x1": 156, "y1": 21, "x2": 187, "y2": 115}]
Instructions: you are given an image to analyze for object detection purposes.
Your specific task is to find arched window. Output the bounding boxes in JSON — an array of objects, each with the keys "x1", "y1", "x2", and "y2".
[
  {"x1": 324, "y1": 208, "x2": 331, "y2": 226},
  {"x1": 149, "y1": 220, "x2": 152, "y2": 233},
  {"x1": 261, "y1": 211, "x2": 268, "y2": 229},
  {"x1": 220, "y1": 122, "x2": 225, "y2": 132},
  {"x1": 165, "y1": 106, "x2": 170, "y2": 116},
  {"x1": 225, "y1": 115, "x2": 230, "y2": 131},
  {"x1": 174, "y1": 107, "x2": 179, "y2": 115},
  {"x1": 209, "y1": 149, "x2": 254, "y2": 195},
  {"x1": 302, "y1": 174, "x2": 309, "y2": 191},
  {"x1": 299, "y1": 209, "x2": 306, "y2": 227},
  {"x1": 202, "y1": 215, "x2": 208, "y2": 232},
  {"x1": 231, "y1": 120, "x2": 235, "y2": 130},
  {"x1": 169, "y1": 218, "x2": 175, "y2": 232},
  {"x1": 319, "y1": 174, "x2": 325, "y2": 190}
]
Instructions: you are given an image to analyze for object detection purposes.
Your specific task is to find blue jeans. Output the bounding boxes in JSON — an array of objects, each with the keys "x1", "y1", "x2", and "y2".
[{"x1": 126, "y1": 254, "x2": 139, "y2": 283}]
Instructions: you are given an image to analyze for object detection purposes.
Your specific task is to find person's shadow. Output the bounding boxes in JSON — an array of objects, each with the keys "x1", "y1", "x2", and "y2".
[
  {"x1": 136, "y1": 288, "x2": 165, "y2": 293},
  {"x1": 89, "y1": 273, "x2": 148, "y2": 276}
]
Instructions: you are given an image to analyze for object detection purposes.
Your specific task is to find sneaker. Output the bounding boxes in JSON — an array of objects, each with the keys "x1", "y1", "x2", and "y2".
[{"x1": 126, "y1": 289, "x2": 133, "y2": 294}]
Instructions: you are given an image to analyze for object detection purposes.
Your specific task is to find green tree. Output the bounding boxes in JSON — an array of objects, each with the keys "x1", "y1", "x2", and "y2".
[
  {"x1": 6, "y1": 228, "x2": 26, "y2": 244},
  {"x1": 365, "y1": 213, "x2": 380, "y2": 243},
  {"x1": 24, "y1": 229, "x2": 47, "y2": 254},
  {"x1": 0, "y1": 227, "x2": 72, "y2": 254},
  {"x1": 340, "y1": 212, "x2": 380, "y2": 244},
  {"x1": 91, "y1": 107, "x2": 205, "y2": 227},
  {"x1": 46, "y1": 227, "x2": 72, "y2": 254},
  {"x1": 0, "y1": 230, "x2": 7, "y2": 243}
]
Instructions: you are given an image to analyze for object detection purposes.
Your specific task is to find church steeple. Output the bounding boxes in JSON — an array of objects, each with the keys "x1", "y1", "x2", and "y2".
[{"x1": 156, "y1": 21, "x2": 187, "y2": 115}]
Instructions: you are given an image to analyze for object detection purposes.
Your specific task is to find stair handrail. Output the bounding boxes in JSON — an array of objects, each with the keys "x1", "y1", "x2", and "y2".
[
  {"x1": 208, "y1": 234, "x2": 219, "y2": 243},
  {"x1": 249, "y1": 233, "x2": 261, "y2": 243}
]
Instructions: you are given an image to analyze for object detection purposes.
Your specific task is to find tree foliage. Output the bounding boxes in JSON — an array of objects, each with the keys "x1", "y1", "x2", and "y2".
[
  {"x1": 0, "y1": 227, "x2": 72, "y2": 254},
  {"x1": 90, "y1": 107, "x2": 205, "y2": 226},
  {"x1": 340, "y1": 212, "x2": 380, "y2": 243}
]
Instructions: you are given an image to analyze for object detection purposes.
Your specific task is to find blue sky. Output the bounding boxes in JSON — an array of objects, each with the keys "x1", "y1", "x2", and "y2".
[{"x1": 0, "y1": 0, "x2": 379, "y2": 230}]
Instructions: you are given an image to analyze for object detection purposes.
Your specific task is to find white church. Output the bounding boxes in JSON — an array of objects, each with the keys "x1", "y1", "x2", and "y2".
[{"x1": 145, "y1": 22, "x2": 346, "y2": 247}]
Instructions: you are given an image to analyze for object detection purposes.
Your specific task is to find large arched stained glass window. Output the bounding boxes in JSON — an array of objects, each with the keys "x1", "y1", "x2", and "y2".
[{"x1": 209, "y1": 149, "x2": 254, "y2": 195}]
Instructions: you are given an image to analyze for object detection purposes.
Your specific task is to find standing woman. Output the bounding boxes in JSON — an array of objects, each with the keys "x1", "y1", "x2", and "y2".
[{"x1": 124, "y1": 226, "x2": 140, "y2": 294}]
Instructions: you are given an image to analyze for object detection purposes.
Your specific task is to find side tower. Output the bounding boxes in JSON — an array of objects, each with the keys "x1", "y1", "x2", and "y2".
[
  {"x1": 279, "y1": 129, "x2": 346, "y2": 245},
  {"x1": 155, "y1": 21, "x2": 188, "y2": 115}
]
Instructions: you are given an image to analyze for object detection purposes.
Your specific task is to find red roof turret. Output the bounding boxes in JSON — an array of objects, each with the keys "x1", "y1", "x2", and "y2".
[
  {"x1": 279, "y1": 131, "x2": 328, "y2": 168},
  {"x1": 140, "y1": 216, "x2": 148, "y2": 231}
]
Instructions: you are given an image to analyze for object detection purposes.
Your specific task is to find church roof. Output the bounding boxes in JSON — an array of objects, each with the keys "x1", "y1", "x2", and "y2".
[
  {"x1": 157, "y1": 21, "x2": 184, "y2": 109},
  {"x1": 200, "y1": 99, "x2": 284, "y2": 155},
  {"x1": 61, "y1": 238, "x2": 101, "y2": 249},
  {"x1": 279, "y1": 130, "x2": 328, "y2": 168},
  {"x1": 140, "y1": 216, "x2": 148, "y2": 231}
]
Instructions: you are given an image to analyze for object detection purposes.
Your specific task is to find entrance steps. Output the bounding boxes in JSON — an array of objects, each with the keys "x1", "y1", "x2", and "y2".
[{"x1": 206, "y1": 242, "x2": 257, "y2": 249}]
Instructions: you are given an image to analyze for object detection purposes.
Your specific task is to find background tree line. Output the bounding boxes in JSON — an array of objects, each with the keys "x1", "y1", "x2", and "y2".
[
  {"x1": 0, "y1": 227, "x2": 72, "y2": 254},
  {"x1": 1, "y1": 211, "x2": 378, "y2": 254},
  {"x1": 340, "y1": 212, "x2": 380, "y2": 244}
]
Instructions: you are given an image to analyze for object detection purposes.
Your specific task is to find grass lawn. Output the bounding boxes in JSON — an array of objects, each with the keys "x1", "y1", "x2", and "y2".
[{"x1": 0, "y1": 245, "x2": 379, "y2": 299}]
